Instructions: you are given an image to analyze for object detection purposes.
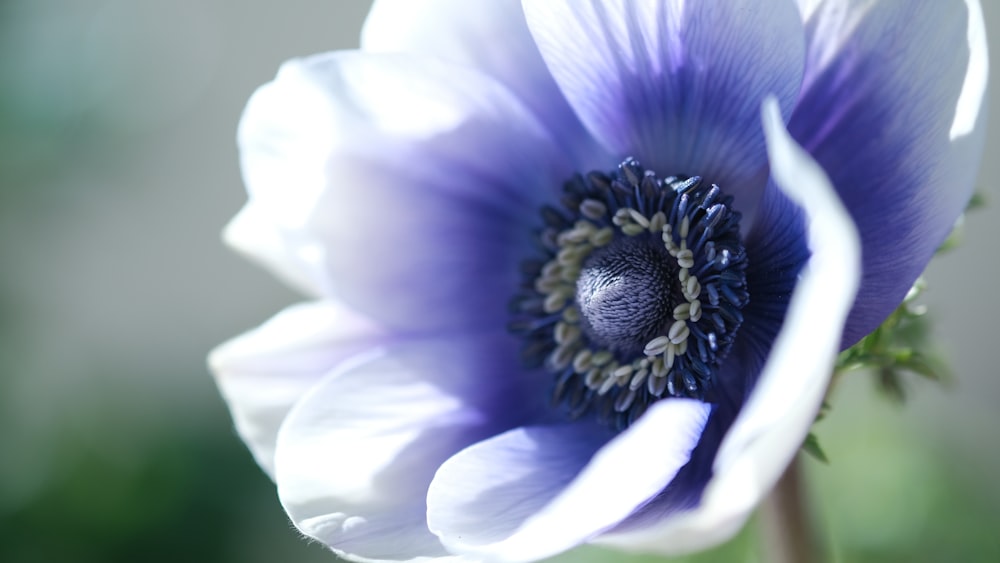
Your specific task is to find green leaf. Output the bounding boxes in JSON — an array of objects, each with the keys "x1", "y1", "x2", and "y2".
[
  {"x1": 967, "y1": 191, "x2": 987, "y2": 211},
  {"x1": 876, "y1": 367, "x2": 908, "y2": 403},
  {"x1": 802, "y1": 432, "x2": 829, "y2": 464},
  {"x1": 833, "y1": 277, "x2": 951, "y2": 403}
]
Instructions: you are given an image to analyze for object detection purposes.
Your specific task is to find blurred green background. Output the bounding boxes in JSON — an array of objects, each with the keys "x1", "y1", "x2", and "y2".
[{"x1": 0, "y1": 1, "x2": 997, "y2": 562}]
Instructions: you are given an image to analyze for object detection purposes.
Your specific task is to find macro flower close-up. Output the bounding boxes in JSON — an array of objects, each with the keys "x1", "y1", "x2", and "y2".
[{"x1": 210, "y1": 1, "x2": 988, "y2": 561}]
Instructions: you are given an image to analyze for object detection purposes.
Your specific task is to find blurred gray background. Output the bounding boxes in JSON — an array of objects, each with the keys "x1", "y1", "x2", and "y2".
[{"x1": 0, "y1": 1, "x2": 997, "y2": 562}]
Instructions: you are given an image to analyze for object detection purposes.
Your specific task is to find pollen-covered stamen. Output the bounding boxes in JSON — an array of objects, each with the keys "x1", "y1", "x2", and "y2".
[{"x1": 510, "y1": 158, "x2": 749, "y2": 431}]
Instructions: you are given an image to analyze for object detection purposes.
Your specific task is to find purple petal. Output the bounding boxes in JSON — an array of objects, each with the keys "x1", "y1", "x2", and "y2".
[
  {"x1": 208, "y1": 301, "x2": 388, "y2": 476},
  {"x1": 724, "y1": 174, "x2": 811, "y2": 403},
  {"x1": 273, "y1": 331, "x2": 544, "y2": 562},
  {"x1": 523, "y1": 0, "x2": 805, "y2": 212},
  {"x1": 234, "y1": 51, "x2": 571, "y2": 334},
  {"x1": 789, "y1": 0, "x2": 989, "y2": 346},
  {"x1": 596, "y1": 99, "x2": 861, "y2": 555},
  {"x1": 362, "y1": 0, "x2": 608, "y2": 168},
  {"x1": 427, "y1": 400, "x2": 710, "y2": 562}
]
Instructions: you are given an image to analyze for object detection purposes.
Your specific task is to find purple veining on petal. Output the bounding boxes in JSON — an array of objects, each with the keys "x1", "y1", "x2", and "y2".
[
  {"x1": 791, "y1": 0, "x2": 981, "y2": 347},
  {"x1": 523, "y1": 0, "x2": 806, "y2": 219}
]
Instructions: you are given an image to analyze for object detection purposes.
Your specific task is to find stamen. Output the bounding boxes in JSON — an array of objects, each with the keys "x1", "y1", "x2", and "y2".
[
  {"x1": 510, "y1": 158, "x2": 749, "y2": 430},
  {"x1": 668, "y1": 320, "x2": 690, "y2": 344},
  {"x1": 676, "y1": 249, "x2": 695, "y2": 269},
  {"x1": 629, "y1": 367, "x2": 649, "y2": 390},
  {"x1": 648, "y1": 211, "x2": 667, "y2": 233},
  {"x1": 648, "y1": 373, "x2": 668, "y2": 397},
  {"x1": 622, "y1": 223, "x2": 646, "y2": 237},
  {"x1": 580, "y1": 199, "x2": 608, "y2": 220},
  {"x1": 589, "y1": 227, "x2": 615, "y2": 247},
  {"x1": 689, "y1": 299, "x2": 702, "y2": 321},
  {"x1": 673, "y1": 303, "x2": 691, "y2": 321},
  {"x1": 628, "y1": 209, "x2": 651, "y2": 228},
  {"x1": 644, "y1": 336, "x2": 671, "y2": 357},
  {"x1": 613, "y1": 363, "x2": 633, "y2": 379},
  {"x1": 573, "y1": 349, "x2": 593, "y2": 372}
]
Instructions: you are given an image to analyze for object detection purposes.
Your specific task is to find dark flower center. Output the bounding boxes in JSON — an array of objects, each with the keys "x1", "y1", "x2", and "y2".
[
  {"x1": 509, "y1": 158, "x2": 749, "y2": 430},
  {"x1": 576, "y1": 235, "x2": 677, "y2": 356}
]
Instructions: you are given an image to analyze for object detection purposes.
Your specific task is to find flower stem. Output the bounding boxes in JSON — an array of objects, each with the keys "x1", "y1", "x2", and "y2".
[{"x1": 759, "y1": 456, "x2": 823, "y2": 563}]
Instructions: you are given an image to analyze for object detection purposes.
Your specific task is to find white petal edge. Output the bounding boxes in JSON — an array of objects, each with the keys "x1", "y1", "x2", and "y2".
[
  {"x1": 795, "y1": 0, "x2": 821, "y2": 21},
  {"x1": 223, "y1": 204, "x2": 329, "y2": 297},
  {"x1": 952, "y1": 0, "x2": 988, "y2": 140},
  {"x1": 595, "y1": 98, "x2": 861, "y2": 553},
  {"x1": 362, "y1": 0, "x2": 532, "y2": 69},
  {"x1": 429, "y1": 399, "x2": 710, "y2": 562},
  {"x1": 209, "y1": 300, "x2": 387, "y2": 477},
  {"x1": 273, "y1": 347, "x2": 468, "y2": 563},
  {"x1": 361, "y1": 0, "x2": 606, "y2": 170}
]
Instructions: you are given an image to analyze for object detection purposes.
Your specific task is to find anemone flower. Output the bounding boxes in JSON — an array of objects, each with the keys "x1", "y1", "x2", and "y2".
[{"x1": 210, "y1": 1, "x2": 988, "y2": 561}]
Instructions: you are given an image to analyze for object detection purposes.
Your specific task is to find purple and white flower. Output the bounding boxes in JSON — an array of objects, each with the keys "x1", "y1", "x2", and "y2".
[{"x1": 210, "y1": 1, "x2": 988, "y2": 561}]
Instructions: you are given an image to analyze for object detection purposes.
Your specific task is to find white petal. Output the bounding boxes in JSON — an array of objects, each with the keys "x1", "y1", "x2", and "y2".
[
  {"x1": 274, "y1": 332, "x2": 545, "y2": 562},
  {"x1": 795, "y1": 0, "x2": 822, "y2": 20},
  {"x1": 428, "y1": 400, "x2": 711, "y2": 562},
  {"x1": 209, "y1": 301, "x2": 387, "y2": 477},
  {"x1": 595, "y1": 98, "x2": 861, "y2": 553},
  {"x1": 223, "y1": 204, "x2": 329, "y2": 297},
  {"x1": 362, "y1": 0, "x2": 605, "y2": 168},
  {"x1": 236, "y1": 51, "x2": 568, "y2": 334}
]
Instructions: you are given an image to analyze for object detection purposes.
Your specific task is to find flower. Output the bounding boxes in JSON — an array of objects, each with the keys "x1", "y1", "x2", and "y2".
[{"x1": 210, "y1": 1, "x2": 988, "y2": 561}]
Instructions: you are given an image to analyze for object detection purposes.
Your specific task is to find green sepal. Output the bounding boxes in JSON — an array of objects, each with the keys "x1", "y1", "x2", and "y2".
[
  {"x1": 834, "y1": 275, "x2": 954, "y2": 403},
  {"x1": 802, "y1": 432, "x2": 829, "y2": 464}
]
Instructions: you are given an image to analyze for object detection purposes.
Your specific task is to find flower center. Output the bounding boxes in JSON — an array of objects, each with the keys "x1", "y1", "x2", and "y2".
[
  {"x1": 576, "y1": 235, "x2": 678, "y2": 356},
  {"x1": 510, "y1": 158, "x2": 749, "y2": 430}
]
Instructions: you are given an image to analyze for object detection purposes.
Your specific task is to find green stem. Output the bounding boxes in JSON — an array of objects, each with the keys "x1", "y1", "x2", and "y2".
[{"x1": 759, "y1": 456, "x2": 823, "y2": 563}]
